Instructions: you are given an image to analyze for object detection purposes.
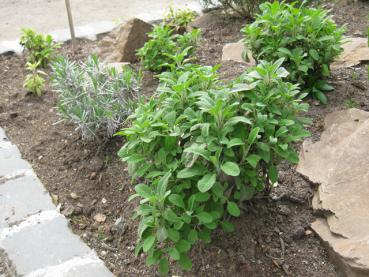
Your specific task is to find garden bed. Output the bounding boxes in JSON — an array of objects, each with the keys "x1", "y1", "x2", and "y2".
[{"x1": 1, "y1": 1, "x2": 368, "y2": 276}]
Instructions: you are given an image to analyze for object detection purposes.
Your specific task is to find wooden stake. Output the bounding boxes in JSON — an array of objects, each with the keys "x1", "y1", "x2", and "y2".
[{"x1": 65, "y1": 0, "x2": 76, "y2": 46}]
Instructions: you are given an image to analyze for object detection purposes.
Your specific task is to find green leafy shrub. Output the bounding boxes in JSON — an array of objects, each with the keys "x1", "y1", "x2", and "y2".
[
  {"x1": 51, "y1": 55, "x2": 141, "y2": 139},
  {"x1": 242, "y1": 1, "x2": 345, "y2": 103},
  {"x1": 23, "y1": 61, "x2": 46, "y2": 96},
  {"x1": 200, "y1": 0, "x2": 266, "y2": 18},
  {"x1": 117, "y1": 59, "x2": 310, "y2": 275},
  {"x1": 164, "y1": 6, "x2": 197, "y2": 32},
  {"x1": 20, "y1": 28, "x2": 60, "y2": 68},
  {"x1": 137, "y1": 24, "x2": 200, "y2": 73}
]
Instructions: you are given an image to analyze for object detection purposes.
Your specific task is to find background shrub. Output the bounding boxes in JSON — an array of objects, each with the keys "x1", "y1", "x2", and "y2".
[
  {"x1": 137, "y1": 24, "x2": 200, "y2": 73},
  {"x1": 51, "y1": 55, "x2": 141, "y2": 139},
  {"x1": 200, "y1": 0, "x2": 267, "y2": 18},
  {"x1": 20, "y1": 28, "x2": 60, "y2": 68},
  {"x1": 117, "y1": 59, "x2": 310, "y2": 275},
  {"x1": 242, "y1": 1, "x2": 345, "y2": 103},
  {"x1": 164, "y1": 6, "x2": 197, "y2": 32}
]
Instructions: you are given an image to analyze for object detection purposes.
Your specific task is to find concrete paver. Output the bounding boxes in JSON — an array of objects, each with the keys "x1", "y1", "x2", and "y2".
[
  {"x1": 0, "y1": 127, "x2": 114, "y2": 276},
  {"x1": 0, "y1": 175, "x2": 55, "y2": 228}
]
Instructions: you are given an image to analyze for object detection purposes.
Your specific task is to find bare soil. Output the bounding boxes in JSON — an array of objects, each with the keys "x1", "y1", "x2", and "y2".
[{"x1": 1, "y1": 1, "x2": 368, "y2": 276}]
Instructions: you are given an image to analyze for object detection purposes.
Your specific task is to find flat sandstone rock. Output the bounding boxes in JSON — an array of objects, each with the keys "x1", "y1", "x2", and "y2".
[
  {"x1": 221, "y1": 41, "x2": 256, "y2": 66},
  {"x1": 297, "y1": 108, "x2": 369, "y2": 277},
  {"x1": 97, "y1": 18, "x2": 153, "y2": 63},
  {"x1": 331, "y1": 37, "x2": 369, "y2": 69}
]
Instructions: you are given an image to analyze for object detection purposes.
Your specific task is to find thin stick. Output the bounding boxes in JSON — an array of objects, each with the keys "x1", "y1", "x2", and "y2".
[{"x1": 65, "y1": 0, "x2": 76, "y2": 47}]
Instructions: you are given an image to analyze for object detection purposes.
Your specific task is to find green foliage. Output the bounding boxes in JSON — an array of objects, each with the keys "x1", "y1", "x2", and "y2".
[
  {"x1": 20, "y1": 28, "x2": 60, "y2": 68},
  {"x1": 51, "y1": 55, "x2": 141, "y2": 139},
  {"x1": 200, "y1": 0, "x2": 266, "y2": 18},
  {"x1": 346, "y1": 98, "x2": 358, "y2": 108},
  {"x1": 137, "y1": 24, "x2": 200, "y2": 72},
  {"x1": 23, "y1": 61, "x2": 46, "y2": 96},
  {"x1": 242, "y1": 1, "x2": 345, "y2": 103},
  {"x1": 117, "y1": 59, "x2": 310, "y2": 274},
  {"x1": 164, "y1": 6, "x2": 197, "y2": 31}
]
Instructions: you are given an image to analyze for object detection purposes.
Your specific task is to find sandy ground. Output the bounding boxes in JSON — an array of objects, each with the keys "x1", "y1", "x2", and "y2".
[{"x1": 0, "y1": 0, "x2": 201, "y2": 53}]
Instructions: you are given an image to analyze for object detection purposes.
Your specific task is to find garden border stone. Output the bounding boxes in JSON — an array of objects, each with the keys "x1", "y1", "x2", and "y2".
[{"x1": 0, "y1": 127, "x2": 114, "y2": 277}]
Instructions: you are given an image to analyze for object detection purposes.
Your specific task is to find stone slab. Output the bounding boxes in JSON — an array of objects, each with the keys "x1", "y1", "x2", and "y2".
[
  {"x1": 221, "y1": 41, "x2": 256, "y2": 66},
  {"x1": 25, "y1": 252, "x2": 114, "y2": 277},
  {"x1": 331, "y1": 37, "x2": 369, "y2": 69},
  {"x1": 0, "y1": 127, "x2": 113, "y2": 276},
  {"x1": 0, "y1": 175, "x2": 55, "y2": 228},
  {"x1": 312, "y1": 218, "x2": 369, "y2": 277},
  {"x1": 297, "y1": 108, "x2": 369, "y2": 277},
  {"x1": 0, "y1": 214, "x2": 93, "y2": 275},
  {"x1": 0, "y1": 130, "x2": 31, "y2": 178}
]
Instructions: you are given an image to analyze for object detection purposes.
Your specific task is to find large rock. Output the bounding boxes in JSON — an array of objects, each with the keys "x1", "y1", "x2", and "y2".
[
  {"x1": 221, "y1": 41, "x2": 256, "y2": 66},
  {"x1": 188, "y1": 10, "x2": 224, "y2": 30},
  {"x1": 297, "y1": 108, "x2": 369, "y2": 277},
  {"x1": 98, "y1": 18, "x2": 153, "y2": 63},
  {"x1": 331, "y1": 37, "x2": 369, "y2": 69}
]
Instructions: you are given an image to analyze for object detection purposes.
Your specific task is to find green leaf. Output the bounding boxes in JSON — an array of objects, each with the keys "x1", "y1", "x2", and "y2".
[
  {"x1": 188, "y1": 229, "x2": 198, "y2": 243},
  {"x1": 177, "y1": 167, "x2": 204, "y2": 178},
  {"x1": 198, "y1": 229, "x2": 211, "y2": 243},
  {"x1": 184, "y1": 144, "x2": 210, "y2": 161},
  {"x1": 157, "y1": 172, "x2": 171, "y2": 199},
  {"x1": 275, "y1": 126, "x2": 288, "y2": 137},
  {"x1": 318, "y1": 82, "x2": 334, "y2": 91},
  {"x1": 168, "y1": 194, "x2": 185, "y2": 209},
  {"x1": 146, "y1": 254, "x2": 157, "y2": 266},
  {"x1": 138, "y1": 216, "x2": 153, "y2": 239},
  {"x1": 309, "y1": 49, "x2": 319, "y2": 61},
  {"x1": 127, "y1": 194, "x2": 139, "y2": 202},
  {"x1": 167, "y1": 228, "x2": 180, "y2": 242},
  {"x1": 227, "y1": 201, "x2": 240, "y2": 217},
  {"x1": 197, "y1": 173, "x2": 216, "y2": 192},
  {"x1": 221, "y1": 162, "x2": 240, "y2": 176},
  {"x1": 221, "y1": 221, "x2": 235, "y2": 233},
  {"x1": 135, "y1": 184, "x2": 153, "y2": 199},
  {"x1": 134, "y1": 242, "x2": 143, "y2": 257},
  {"x1": 227, "y1": 138, "x2": 244, "y2": 148},
  {"x1": 158, "y1": 258, "x2": 169, "y2": 275},
  {"x1": 132, "y1": 162, "x2": 151, "y2": 178},
  {"x1": 246, "y1": 154, "x2": 261, "y2": 168},
  {"x1": 163, "y1": 208, "x2": 180, "y2": 222},
  {"x1": 143, "y1": 235, "x2": 155, "y2": 252},
  {"x1": 123, "y1": 154, "x2": 145, "y2": 163},
  {"x1": 194, "y1": 192, "x2": 210, "y2": 202},
  {"x1": 269, "y1": 165, "x2": 278, "y2": 183},
  {"x1": 197, "y1": 211, "x2": 213, "y2": 224},
  {"x1": 278, "y1": 47, "x2": 292, "y2": 56},
  {"x1": 168, "y1": 247, "x2": 180, "y2": 260},
  {"x1": 179, "y1": 254, "x2": 193, "y2": 270},
  {"x1": 176, "y1": 240, "x2": 191, "y2": 253},
  {"x1": 280, "y1": 119, "x2": 295, "y2": 126},
  {"x1": 248, "y1": 127, "x2": 260, "y2": 145},
  {"x1": 226, "y1": 116, "x2": 252, "y2": 126},
  {"x1": 314, "y1": 90, "x2": 327, "y2": 104},
  {"x1": 157, "y1": 226, "x2": 168, "y2": 242}
]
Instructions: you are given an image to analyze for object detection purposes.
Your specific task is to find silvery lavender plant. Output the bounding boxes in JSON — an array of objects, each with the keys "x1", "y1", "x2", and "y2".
[{"x1": 51, "y1": 55, "x2": 141, "y2": 140}]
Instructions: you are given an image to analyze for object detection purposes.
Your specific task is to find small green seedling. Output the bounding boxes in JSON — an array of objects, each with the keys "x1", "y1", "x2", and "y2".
[{"x1": 23, "y1": 61, "x2": 46, "y2": 96}]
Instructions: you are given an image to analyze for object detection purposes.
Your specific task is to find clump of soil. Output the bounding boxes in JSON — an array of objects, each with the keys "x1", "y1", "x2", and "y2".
[{"x1": 1, "y1": 1, "x2": 368, "y2": 276}]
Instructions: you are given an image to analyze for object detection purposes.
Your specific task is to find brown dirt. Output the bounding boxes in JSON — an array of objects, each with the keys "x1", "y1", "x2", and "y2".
[
  {"x1": 320, "y1": 0, "x2": 369, "y2": 36},
  {"x1": 1, "y1": 1, "x2": 368, "y2": 276}
]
